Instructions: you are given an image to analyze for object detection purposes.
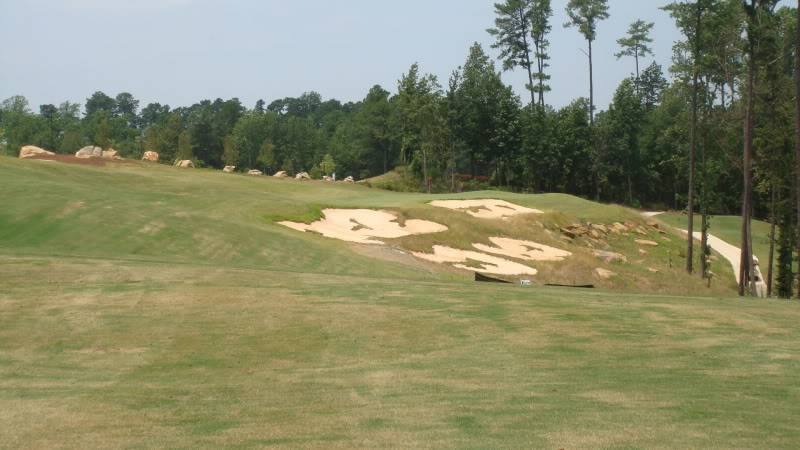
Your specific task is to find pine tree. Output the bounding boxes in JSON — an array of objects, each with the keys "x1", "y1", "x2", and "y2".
[
  {"x1": 616, "y1": 20, "x2": 655, "y2": 87},
  {"x1": 565, "y1": 0, "x2": 609, "y2": 126},
  {"x1": 488, "y1": 0, "x2": 536, "y2": 107}
]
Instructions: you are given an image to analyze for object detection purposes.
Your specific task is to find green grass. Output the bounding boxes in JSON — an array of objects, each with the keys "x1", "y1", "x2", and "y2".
[{"x1": 1, "y1": 156, "x2": 799, "y2": 448}]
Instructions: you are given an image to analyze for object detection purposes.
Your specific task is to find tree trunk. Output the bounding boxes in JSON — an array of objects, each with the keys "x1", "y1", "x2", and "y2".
[
  {"x1": 589, "y1": 39, "x2": 595, "y2": 127},
  {"x1": 768, "y1": 186, "x2": 777, "y2": 297},
  {"x1": 740, "y1": 33, "x2": 756, "y2": 297},
  {"x1": 687, "y1": 71, "x2": 698, "y2": 274},
  {"x1": 518, "y1": 7, "x2": 536, "y2": 108},
  {"x1": 795, "y1": 0, "x2": 800, "y2": 299}
]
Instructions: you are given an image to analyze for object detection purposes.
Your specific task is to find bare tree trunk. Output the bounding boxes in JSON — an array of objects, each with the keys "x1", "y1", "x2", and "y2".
[
  {"x1": 589, "y1": 39, "x2": 595, "y2": 126},
  {"x1": 687, "y1": 71, "x2": 698, "y2": 274},
  {"x1": 795, "y1": 0, "x2": 800, "y2": 299},
  {"x1": 517, "y1": 7, "x2": 536, "y2": 108},
  {"x1": 740, "y1": 33, "x2": 756, "y2": 297},
  {"x1": 768, "y1": 186, "x2": 777, "y2": 297}
]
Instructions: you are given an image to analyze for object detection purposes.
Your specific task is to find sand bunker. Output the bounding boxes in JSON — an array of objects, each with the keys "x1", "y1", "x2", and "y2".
[
  {"x1": 412, "y1": 245, "x2": 538, "y2": 276},
  {"x1": 473, "y1": 237, "x2": 572, "y2": 262},
  {"x1": 429, "y1": 199, "x2": 542, "y2": 219},
  {"x1": 278, "y1": 209, "x2": 448, "y2": 245}
]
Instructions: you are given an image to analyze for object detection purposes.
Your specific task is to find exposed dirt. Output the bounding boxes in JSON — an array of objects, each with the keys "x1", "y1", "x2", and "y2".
[{"x1": 26, "y1": 154, "x2": 137, "y2": 167}]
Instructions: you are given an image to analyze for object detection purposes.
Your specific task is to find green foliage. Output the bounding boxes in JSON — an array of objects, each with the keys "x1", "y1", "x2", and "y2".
[
  {"x1": 176, "y1": 130, "x2": 194, "y2": 161},
  {"x1": 564, "y1": 0, "x2": 609, "y2": 41},
  {"x1": 319, "y1": 153, "x2": 336, "y2": 176},
  {"x1": 616, "y1": 19, "x2": 655, "y2": 77},
  {"x1": 222, "y1": 135, "x2": 238, "y2": 167},
  {"x1": 487, "y1": 0, "x2": 536, "y2": 105}
]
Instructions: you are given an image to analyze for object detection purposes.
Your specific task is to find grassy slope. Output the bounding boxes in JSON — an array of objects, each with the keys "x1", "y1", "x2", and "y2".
[{"x1": 1, "y1": 156, "x2": 799, "y2": 448}]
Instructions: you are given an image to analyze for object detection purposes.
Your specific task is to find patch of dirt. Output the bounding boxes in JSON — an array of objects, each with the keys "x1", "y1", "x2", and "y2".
[{"x1": 27, "y1": 154, "x2": 136, "y2": 167}]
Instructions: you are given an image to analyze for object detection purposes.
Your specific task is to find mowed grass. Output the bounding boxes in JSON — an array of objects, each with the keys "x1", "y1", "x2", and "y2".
[{"x1": 1, "y1": 156, "x2": 800, "y2": 448}]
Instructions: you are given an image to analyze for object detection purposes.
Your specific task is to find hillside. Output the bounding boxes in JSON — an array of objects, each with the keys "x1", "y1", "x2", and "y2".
[
  {"x1": 0, "y1": 156, "x2": 743, "y2": 296},
  {"x1": 2, "y1": 156, "x2": 799, "y2": 448}
]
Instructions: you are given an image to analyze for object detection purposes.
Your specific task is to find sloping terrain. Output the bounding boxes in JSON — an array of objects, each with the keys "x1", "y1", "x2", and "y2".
[{"x1": 1, "y1": 156, "x2": 799, "y2": 448}]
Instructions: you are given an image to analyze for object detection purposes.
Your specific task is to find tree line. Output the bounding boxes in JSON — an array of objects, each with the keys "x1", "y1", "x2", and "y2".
[{"x1": 1, "y1": 0, "x2": 798, "y2": 298}]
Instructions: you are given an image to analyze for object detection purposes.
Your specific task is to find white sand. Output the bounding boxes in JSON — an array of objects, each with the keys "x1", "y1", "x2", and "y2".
[
  {"x1": 412, "y1": 245, "x2": 538, "y2": 276},
  {"x1": 473, "y1": 237, "x2": 572, "y2": 262},
  {"x1": 430, "y1": 199, "x2": 542, "y2": 219},
  {"x1": 641, "y1": 211, "x2": 665, "y2": 218},
  {"x1": 278, "y1": 209, "x2": 448, "y2": 245}
]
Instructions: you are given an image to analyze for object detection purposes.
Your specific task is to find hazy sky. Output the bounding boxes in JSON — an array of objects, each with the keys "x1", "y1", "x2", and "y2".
[{"x1": 0, "y1": 1, "x2": 784, "y2": 113}]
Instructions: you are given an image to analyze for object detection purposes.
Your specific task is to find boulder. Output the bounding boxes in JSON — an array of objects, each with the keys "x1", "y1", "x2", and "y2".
[
  {"x1": 323, "y1": 175, "x2": 333, "y2": 182},
  {"x1": 223, "y1": 166, "x2": 236, "y2": 173},
  {"x1": 635, "y1": 239, "x2": 659, "y2": 247},
  {"x1": 595, "y1": 268, "x2": 616, "y2": 280},
  {"x1": 247, "y1": 170, "x2": 263, "y2": 176},
  {"x1": 593, "y1": 250, "x2": 628, "y2": 264},
  {"x1": 142, "y1": 151, "x2": 159, "y2": 162},
  {"x1": 344, "y1": 176, "x2": 355, "y2": 183},
  {"x1": 273, "y1": 171, "x2": 288, "y2": 178},
  {"x1": 19, "y1": 145, "x2": 54, "y2": 159},
  {"x1": 175, "y1": 160, "x2": 194, "y2": 168},
  {"x1": 75, "y1": 146, "x2": 102, "y2": 159},
  {"x1": 102, "y1": 149, "x2": 120, "y2": 160},
  {"x1": 295, "y1": 172, "x2": 310, "y2": 180}
]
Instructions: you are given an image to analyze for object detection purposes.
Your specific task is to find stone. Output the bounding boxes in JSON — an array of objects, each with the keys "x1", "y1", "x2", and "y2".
[
  {"x1": 344, "y1": 176, "x2": 355, "y2": 183},
  {"x1": 295, "y1": 172, "x2": 310, "y2": 180},
  {"x1": 247, "y1": 169, "x2": 263, "y2": 176},
  {"x1": 595, "y1": 268, "x2": 616, "y2": 280},
  {"x1": 639, "y1": 249, "x2": 648, "y2": 256},
  {"x1": 611, "y1": 222, "x2": 628, "y2": 233},
  {"x1": 323, "y1": 175, "x2": 333, "y2": 182},
  {"x1": 75, "y1": 146, "x2": 102, "y2": 158},
  {"x1": 591, "y1": 224, "x2": 609, "y2": 234},
  {"x1": 19, "y1": 145, "x2": 54, "y2": 159},
  {"x1": 223, "y1": 166, "x2": 236, "y2": 173},
  {"x1": 648, "y1": 268, "x2": 660, "y2": 273},
  {"x1": 273, "y1": 171, "x2": 288, "y2": 178},
  {"x1": 593, "y1": 250, "x2": 628, "y2": 264},
  {"x1": 142, "y1": 151, "x2": 159, "y2": 162},
  {"x1": 102, "y1": 149, "x2": 120, "y2": 159},
  {"x1": 175, "y1": 160, "x2": 194, "y2": 168},
  {"x1": 635, "y1": 239, "x2": 659, "y2": 247}
]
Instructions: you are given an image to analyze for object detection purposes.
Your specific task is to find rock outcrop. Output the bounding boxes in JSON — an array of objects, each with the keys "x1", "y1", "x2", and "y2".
[
  {"x1": 223, "y1": 166, "x2": 236, "y2": 173},
  {"x1": 344, "y1": 176, "x2": 355, "y2": 183},
  {"x1": 595, "y1": 268, "x2": 616, "y2": 280},
  {"x1": 247, "y1": 170, "x2": 263, "y2": 176},
  {"x1": 295, "y1": 172, "x2": 310, "y2": 180},
  {"x1": 19, "y1": 145, "x2": 54, "y2": 159},
  {"x1": 175, "y1": 160, "x2": 194, "y2": 168},
  {"x1": 75, "y1": 146, "x2": 102, "y2": 159},
  {"x1": 273, "y1": 171, "x2": 288, "y2": 178},
  {"x1": 142, "y1": 151, "x2": 159, "y2": 162},
  {"x1": 102, "y1": 149, "x2": 120, "y2": 160}
]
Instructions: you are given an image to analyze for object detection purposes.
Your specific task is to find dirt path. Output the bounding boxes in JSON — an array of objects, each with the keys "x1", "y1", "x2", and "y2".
[{"x1": 682, "y1": 230, "x2": 766, "y2": 296}]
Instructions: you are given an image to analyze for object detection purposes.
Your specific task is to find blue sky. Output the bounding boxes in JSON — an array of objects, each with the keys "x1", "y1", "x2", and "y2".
[{"x1": 0, "y1": 1, "x2": 786, "y2": 113}]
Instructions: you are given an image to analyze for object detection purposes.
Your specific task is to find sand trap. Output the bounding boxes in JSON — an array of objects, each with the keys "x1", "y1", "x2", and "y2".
[
  {"x1": 430, "y1": 199, "x2": 542, "y2": 219},
  {"x1": 278, "y1": 209, "x2": 448, "y2": 245},
  {"x1": 473, "y1": 237, "x2": 572, "y2": 262},
  {"x1": 412, "y1": 245, "x2": 537, "y2": 276},
  {"x1": 641, "y1": 211, "x2": 665, "y2": 218}
]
